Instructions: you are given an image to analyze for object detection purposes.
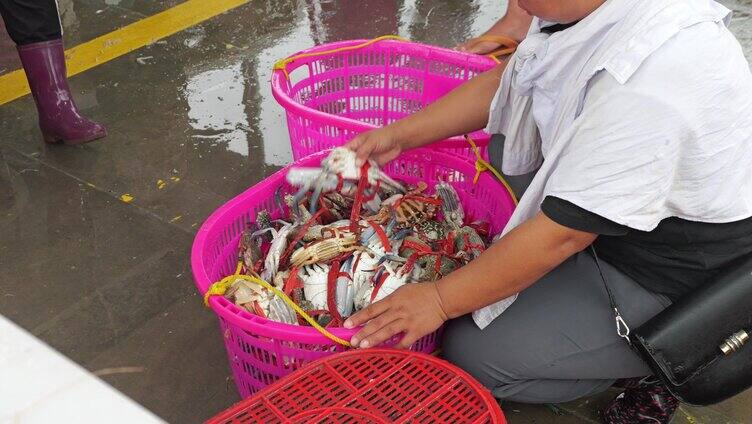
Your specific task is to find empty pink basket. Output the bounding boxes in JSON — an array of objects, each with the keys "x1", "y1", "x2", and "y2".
[
  {"x1": 191, "y1": 148, "x2": 515, "y2": 397},
  {"x1": 271, "y1": 37, "x2": 499, "y2": 161}
]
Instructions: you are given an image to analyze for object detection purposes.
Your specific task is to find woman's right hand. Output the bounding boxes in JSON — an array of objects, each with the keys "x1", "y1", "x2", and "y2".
[{"x1": 346, "y1": 125, "x2": 404, "y2": 166}]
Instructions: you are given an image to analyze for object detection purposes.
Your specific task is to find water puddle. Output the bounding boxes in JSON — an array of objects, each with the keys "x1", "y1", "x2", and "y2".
[{"x1": 185, "y1": 61, "x2": 251, "y2": 157}]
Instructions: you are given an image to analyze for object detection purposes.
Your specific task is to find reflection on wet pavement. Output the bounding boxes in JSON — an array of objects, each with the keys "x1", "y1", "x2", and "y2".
[
  {"x1": 254, "y1": 0, "x2": 504, "y2": 167},
  {"x1": 256, "y1": 4, "x2": 313, "y2": 166},
  {"x1": 1, "y1": 1, "x2": 751, "y2": 423},
  {"x1": 186, "y1": 62, "x2": 250, "y2": 157}
]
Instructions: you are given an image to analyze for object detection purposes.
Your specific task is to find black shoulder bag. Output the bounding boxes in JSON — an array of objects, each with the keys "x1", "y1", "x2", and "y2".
[{"x1": 591, "y1": 247, "x2": 752, "y2": 406}]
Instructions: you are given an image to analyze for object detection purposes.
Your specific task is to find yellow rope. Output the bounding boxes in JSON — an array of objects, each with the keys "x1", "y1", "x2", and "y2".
[
  {"x1": 273, "y1": 34, "x2": 502, "y2": 79},
  {"x1": 204, "y1": 262, "x2": 352, "y2": 347},
  {"x1": 465, "y1": 135, "x2": 518, "y2": 205},
  {"x1": 273, "y1": 35, "x2": 409, "y2": 80}
]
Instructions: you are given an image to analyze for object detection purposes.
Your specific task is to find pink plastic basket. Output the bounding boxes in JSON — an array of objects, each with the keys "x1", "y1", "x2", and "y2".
[
  {"x1": 191, "y1": 148, "x2": 515, "y2": 397},
  {"x1": 271, "y1": 38, "x2": 498, "y2": 161}
]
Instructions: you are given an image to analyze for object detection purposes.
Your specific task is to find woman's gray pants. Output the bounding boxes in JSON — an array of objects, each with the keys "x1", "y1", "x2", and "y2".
[{"x1": 441, "y1": 135, "x2": 671, "y2": 404}]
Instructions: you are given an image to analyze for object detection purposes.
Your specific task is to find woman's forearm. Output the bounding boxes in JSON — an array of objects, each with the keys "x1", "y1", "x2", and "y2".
[
  {"x1": 390, "y1": 62, "x2": 507, "y2": 150},
  {"x1": 436, "y1": 213, "x2": 597, "y2": 319}
]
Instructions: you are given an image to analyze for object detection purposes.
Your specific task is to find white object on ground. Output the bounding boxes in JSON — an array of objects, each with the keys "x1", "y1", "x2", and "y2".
[{"x1": 0, "y1": 315, "x2": 165, "y2": 424}]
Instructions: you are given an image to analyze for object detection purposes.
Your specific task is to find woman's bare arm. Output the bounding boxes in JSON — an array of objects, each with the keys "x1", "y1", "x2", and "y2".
[
  {"x1": 348, "y1": 62, "x2": 507, "y2": 164},
  {"x1": 436, "y1": 213, "x2": 596, "y2": 318}
]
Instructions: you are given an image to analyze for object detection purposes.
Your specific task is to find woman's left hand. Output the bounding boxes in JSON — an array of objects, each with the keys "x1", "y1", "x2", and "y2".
[{"x1": 344, "y1": 282, "x2": 449, "y2": 349}]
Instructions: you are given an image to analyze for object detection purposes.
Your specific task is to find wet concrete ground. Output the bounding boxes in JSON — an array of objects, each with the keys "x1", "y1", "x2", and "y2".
[{"x1": 1, "y1": 1, "x2": 751, "y2": 422}]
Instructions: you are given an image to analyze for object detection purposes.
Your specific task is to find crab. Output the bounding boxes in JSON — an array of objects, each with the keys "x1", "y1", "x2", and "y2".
[
  {"x1": 272, "y1": 269, "x2": 290, "y2": 291},
  {"x1": 255, "y1": 209, "x2": 274, "y2": 240},
  {"x1": 299, "y1": 260, "x2": 355, "y2": 320},
  {"x1": 435, "y1": 182, "x2": 464, "y2": 229},
  {"x1": 369, "y1": 194, "x2": 440, "y2": 228},
  {"x1": 238, "y1": 228, "x2": 264, "y2": 274},
  {"x1": 285, "y1": 193, "x2": 313, "y2": 223},
  {"x1": 416, "y1": 220, "x2": 448, "y2": 242},
  {"x1": 416, "y1": 255, "x2": 459, "y2": 282},
  {"x1": 299, "y1": 264, "x2": 330, "y2": 311},
  {"x1": 261, "y1": 222, "x2": 295, "y2": 282},
  {"x1": 224, "y1": 278, "x2": 297, "y2": 325},
  {"x1": 319, "y1": 192, "x2": 354, "y2": 221},
  {"x1": 290, "y1": 229, "x2": 359, "y2": 267},
  {"x1": 285, "y1": 148, "x2": 404, "y2": 217},
  {"x1": 354, "y1": 262, "x2": 410, "y2": 311},
  {"x1": 453, "y1": 225, "x2": 486, "y2": 262},
  {"x1": 303, "y1": 219, "x2": 352, "y2": 242},
  {"x1": 398, "y1": 235, "x2": 460, "y2": 282}
]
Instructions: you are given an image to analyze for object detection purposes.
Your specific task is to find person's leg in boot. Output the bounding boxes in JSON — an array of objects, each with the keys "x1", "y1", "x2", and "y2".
[{"x1": 0, "y1": 0, "x2": 106, "y2": 145}]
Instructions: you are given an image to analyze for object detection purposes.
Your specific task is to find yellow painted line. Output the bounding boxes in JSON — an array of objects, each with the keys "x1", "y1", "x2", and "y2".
[{"x1": 0, "y1": 0, "x2": 249, "y2": 105}]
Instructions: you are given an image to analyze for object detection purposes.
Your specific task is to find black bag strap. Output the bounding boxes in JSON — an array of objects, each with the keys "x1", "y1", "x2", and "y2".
[{"x1": 590, "y1": 246, "x2": 632, "y2": 343}]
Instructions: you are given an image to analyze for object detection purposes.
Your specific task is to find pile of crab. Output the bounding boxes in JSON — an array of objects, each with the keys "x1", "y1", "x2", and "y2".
[{"x1": 222, "y1": 148, "x2": 492, "y2": 327}]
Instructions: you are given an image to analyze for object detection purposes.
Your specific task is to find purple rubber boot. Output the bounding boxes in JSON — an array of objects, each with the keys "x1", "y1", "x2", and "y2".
[
  {"x1": 17, "y1": 39, "x2": 106, "y2": 145},
  {"x1": 603, "y1": 377, "x2": 679, "y2": 424}
]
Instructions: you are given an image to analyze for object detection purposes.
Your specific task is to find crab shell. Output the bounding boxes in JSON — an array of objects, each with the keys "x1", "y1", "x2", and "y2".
[
  {"x1": 227, "y1": 279, "x2": 297, "y2": 326},
  {"x1": 290, "y1": 233, "x2": 358, "y2": 267},
  {"x1": 285, "y1": 168, "x2": 336, "y2": 190},
  {"x1": 321, "y1": 193, "x2": 357, "y2": 220},
  {"x1": 287, "y1": 149, "x2": 403, "y2": 195}
]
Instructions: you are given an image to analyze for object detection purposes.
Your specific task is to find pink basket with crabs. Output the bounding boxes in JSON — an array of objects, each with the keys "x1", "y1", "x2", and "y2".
[
  {"x1": 271, "y1": 36, "x2": 499, "y2": 162},
  {"x1": 191, "y1": 148, "x2": 515, "y2": 397}
]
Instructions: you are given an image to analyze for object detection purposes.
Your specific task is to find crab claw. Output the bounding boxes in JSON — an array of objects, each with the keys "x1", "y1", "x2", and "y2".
[
  {"x1": 267, "y1": 295, "x2": 298, "y2": 325},
  {"x1": 300, "y1": 263, "x2": 330, "y2": 311},
  {"x1": 370, "y1": 168, "x2": 406, "y2": 194},
  {"x1": 285, "y1": 167, "x2": 323, "y2": 187},
  {"x1": 336, "y1": 258, "x2": 355, "y2": 317}
]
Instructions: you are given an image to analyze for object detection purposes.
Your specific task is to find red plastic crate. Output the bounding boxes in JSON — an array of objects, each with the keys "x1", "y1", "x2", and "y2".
[{"x1": 208, "y1": 349, "x2": 506, "y2": 424}]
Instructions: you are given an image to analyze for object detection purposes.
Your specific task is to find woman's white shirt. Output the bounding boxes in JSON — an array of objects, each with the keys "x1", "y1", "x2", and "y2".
[{"x1": 474, "y1": 0, "x2": 752, "y2": 329}]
